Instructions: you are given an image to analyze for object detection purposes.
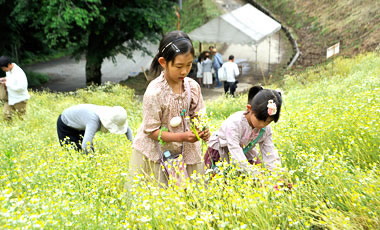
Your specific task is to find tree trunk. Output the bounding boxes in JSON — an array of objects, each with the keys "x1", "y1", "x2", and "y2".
[
  {"x1": 85, "y1": 31, "x2": 104, "y2": 85},
  {"x1": 85, "y1": 57, "x2": 102, "y2": 85}
]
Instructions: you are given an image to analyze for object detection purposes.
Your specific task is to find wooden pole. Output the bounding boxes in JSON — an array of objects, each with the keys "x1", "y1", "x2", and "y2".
[
  {"x1": 278, "y1": 32, "x2": 281, "y2": 63},
  {"x1": 176, "y1": 9, "x2": 180, "y2": 30},
  {"x1": 268, "y1": 36, "x2": 271, "y2": 74}
]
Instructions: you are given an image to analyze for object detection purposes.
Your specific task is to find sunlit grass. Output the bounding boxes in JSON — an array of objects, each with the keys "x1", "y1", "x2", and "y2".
[{"x1": 0, "y1": 52, "x2": 379, "y2": 228}]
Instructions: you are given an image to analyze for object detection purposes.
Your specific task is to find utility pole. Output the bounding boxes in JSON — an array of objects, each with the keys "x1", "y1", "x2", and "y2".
[
  {"x1": 176, "y1": 0, "x2": 182, "y2": 30},
  {"x1": 176, "y1": 9, "x2": 180, "y2": 30}
]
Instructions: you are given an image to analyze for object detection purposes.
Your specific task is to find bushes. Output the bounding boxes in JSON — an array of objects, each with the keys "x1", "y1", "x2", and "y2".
[{"x1": 25, "y1": 71, "x2": 49, "y2": 88}]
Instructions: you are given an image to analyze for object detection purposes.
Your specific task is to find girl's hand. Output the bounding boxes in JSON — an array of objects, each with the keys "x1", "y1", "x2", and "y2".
[
  {"x1": 198, "y1": 128, "x2": 210, "y2": 142},
  {"x1": 182, "y1": 130, "x2": 199, "y2": 143}
]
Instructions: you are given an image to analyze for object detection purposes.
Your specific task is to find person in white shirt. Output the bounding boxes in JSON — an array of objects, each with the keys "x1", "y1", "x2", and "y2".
[
  {"x1": 196, "y1": 56, "x2": 203, "y2": 86},
  {"x1": 0, "y1": 56, "x2": 30, "y2": 120},
  {"x1": 221, "y1": 55, "x2": 240, "y2": 96},
  {"x1": 202, "y1": 54, "x2": 213, "y2": 88}
]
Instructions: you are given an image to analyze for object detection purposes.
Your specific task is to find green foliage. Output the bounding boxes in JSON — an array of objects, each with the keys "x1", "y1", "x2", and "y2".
[
  {"x1": 0, "y1": 53, "x2": 379, "y2": 228},
  {"x1": 25, "y1": 0, "x2": 174, "y2": 56},
  {"x1": 4, "y1": 0, "x2": 177, "y2": 84},
  {"x1": 20, "y1": 50, "x2": 70, "y2": 66},
  {"x1": 0, "y1": 0, "x2": 59, "y2": 63},
  {"x1": 25, "y1": 71, "x2": 49, "y2": 88},
  {"x1": 0, "y1": 0, "x2": 15, "y2": 56},
  {"x1": 164, "y1": 0, "x2": 222, "y2": 33},
  {"x1": 3, "y1": 0, "x2": 222, "y2": 84}
]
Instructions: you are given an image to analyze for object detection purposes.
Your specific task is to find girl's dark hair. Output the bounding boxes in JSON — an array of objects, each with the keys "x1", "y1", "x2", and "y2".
[
  {"x1": 248, "y1": 86, "x2": 282, "y2": 122},
  {"x1": 0, "y1": 56, "x2": 12, "y2": 67},
  {"x1": 150, "y1": 31, "x2": 195, "y2": 77}
]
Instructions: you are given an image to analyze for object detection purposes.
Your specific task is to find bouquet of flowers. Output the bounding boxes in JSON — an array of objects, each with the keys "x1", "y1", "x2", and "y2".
[{"x1": 188, "y1": 110, "x2": 214, "y2": 152}]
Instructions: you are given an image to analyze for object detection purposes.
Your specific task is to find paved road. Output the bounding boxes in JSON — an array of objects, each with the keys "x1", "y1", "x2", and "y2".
[{"x1": 25, "y1": 42, "x2": 158, "y2": 92}]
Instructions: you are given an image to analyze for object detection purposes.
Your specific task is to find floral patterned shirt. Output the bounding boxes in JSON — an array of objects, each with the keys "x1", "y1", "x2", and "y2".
[
  {"x1": 132, "y1": 73, "x2": 205, "y2": 164},
  {"x1": 207, "y1": 111, "x2": 281, "y2": 171}
]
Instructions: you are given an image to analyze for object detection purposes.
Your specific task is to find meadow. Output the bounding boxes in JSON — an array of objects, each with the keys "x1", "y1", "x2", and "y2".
[{"x1": 0, "y1": 52, "x2": 379, "y2": 229}]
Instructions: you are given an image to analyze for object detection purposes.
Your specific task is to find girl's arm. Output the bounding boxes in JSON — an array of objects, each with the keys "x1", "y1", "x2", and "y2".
[
  {"x1": 258, "y1": 126, "x2": 281, "y2": 171},
  {"x1": 225, "y1": 126, "x2": 250, "y2": 169},
  {"x1": 148, "y1": 129, "x2": 199, "y2": 143}
]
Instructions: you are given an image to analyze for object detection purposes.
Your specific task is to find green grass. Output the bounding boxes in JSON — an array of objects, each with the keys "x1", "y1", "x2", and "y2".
[{"x1": 0, "y1": 52, "x2": 379, "y2": 228}]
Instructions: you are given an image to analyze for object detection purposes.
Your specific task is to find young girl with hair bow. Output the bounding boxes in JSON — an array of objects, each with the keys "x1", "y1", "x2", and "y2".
[{"x1": 204, "y1": 86, "x2": 283, "y2": 173}]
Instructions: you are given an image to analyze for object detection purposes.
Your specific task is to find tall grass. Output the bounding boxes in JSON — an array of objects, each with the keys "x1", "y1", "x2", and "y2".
[{"x1": 0, "y1": 53, "x2": 379, "y2": 228}]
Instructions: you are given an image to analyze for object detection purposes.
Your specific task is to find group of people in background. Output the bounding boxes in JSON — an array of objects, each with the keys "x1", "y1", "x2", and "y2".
[
  {"x1": 193, "y1": 46, "x2": 240, "y2": 96},
  {"x1": 1, "y1": 30, "x2": 283, "y2": 189}
]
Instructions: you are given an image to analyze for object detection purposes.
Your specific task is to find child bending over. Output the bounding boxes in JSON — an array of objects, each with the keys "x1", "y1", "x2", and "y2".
[{"x1": 205, "y1": 86, "x2": 282, "y2": 172}]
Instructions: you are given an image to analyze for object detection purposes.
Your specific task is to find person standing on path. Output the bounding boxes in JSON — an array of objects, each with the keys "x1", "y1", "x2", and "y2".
[
  {"x1": 222, "y1": 55, "x2": 240, "y2": 96},
  {"x1": 196, "y1": 56, "x2": 203, "y2": 86},
  {"x1": 202, "y1": 53, "x2": 213, "y2": 88},
  {"x1": 211, "y1": 48, "x2": 223, "y2": 88},
  {"x1": 57, "y1": 104, "x2": 133, "y2": 154},
  {"x1": 0, "y1": 56, "x2": 30, "y2": 120}
]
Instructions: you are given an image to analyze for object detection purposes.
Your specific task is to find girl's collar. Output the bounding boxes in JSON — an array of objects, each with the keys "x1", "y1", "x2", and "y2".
[
  {"x1": 243, "y1": 111, "x2": 258, "y2": 132},
  {"x1": 159, "y1": 71, "x2": 187, "y2": 98}
]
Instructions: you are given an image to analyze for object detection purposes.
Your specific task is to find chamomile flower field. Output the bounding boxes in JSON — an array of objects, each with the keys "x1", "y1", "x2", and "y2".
[{"x1": 0, "y1": 52, "x2": 379, "y2": 229}]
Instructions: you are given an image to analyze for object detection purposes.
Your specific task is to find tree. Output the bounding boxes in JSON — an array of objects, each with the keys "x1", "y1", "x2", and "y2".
[
  {"x1": 0, "y1": 0, "x2": 21, "y2": 62},
  {"x1": 1, "y1": 0, "x2": 58, "y2": 64},
  {"x1": 15, "y1": 0, "x2": 175, "y2": 85}
]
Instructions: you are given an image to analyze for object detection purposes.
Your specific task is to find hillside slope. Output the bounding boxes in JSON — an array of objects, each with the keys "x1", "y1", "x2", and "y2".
[
  {"x1": 1, "y1": 52, "x2": 379, "y2": 229},
  {"x1": 249, "y1": 0, "x2": 379, "y2": 67}
]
